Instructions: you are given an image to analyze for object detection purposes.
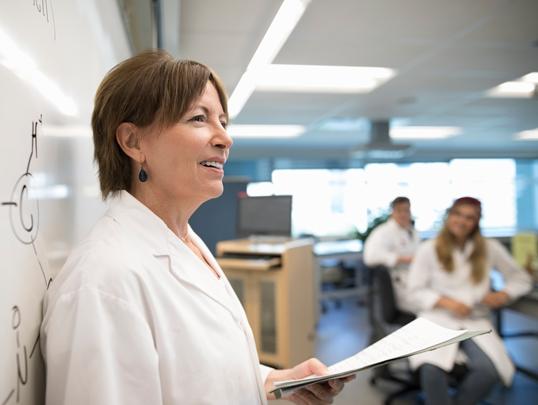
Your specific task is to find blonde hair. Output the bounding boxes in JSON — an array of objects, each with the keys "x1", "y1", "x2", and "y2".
[
  {"x1": 435, "y1": 199, "x2": 486, "y2": 284},
  {"x1": 92, "y1": 49, "x2": 228, "y2": 199}
]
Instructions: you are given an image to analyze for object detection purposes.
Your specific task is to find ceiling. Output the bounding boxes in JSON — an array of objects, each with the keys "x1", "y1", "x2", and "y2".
[{"x1": 163, "y1": 0, "x2": 538, "y2": 162}]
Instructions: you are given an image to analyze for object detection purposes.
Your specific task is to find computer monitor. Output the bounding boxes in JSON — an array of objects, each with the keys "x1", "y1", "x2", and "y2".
[{"x1": 236, "y1": 195, "x2": 292, "y2": 238}]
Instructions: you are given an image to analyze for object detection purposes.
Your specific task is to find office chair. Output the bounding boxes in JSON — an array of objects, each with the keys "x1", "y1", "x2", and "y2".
[
  {"x1": 367, "y1": 265, "x2": 468, "y2": 405},
  {"x1": 367, "y1": 265, "x2": 418, "y2": 404}
]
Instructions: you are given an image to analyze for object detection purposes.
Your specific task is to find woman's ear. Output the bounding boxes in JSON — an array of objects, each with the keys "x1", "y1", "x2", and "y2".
[{"x1": 116, "y1": 122, "x2": 143, "y2": 162}]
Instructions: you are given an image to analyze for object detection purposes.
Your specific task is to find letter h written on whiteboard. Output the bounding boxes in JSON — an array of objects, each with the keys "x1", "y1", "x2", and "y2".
[{"x1": 271, "y1": 317, "x2": 490, "y2": 398}]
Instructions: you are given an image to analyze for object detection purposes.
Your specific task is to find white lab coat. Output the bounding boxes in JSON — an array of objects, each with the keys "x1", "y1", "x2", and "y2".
[
  {"x1": 363, "y1": 218, "x2": 421, "y2": 312},
  {"x1": 41, "y1": 191, "x2": 272, "y2": 405},
  {"x1": 407, "y1": 238, "x2": 532, "y2": 386}
]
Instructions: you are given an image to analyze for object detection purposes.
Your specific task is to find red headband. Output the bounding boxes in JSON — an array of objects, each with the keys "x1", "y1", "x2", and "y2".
[{"x1": 452, "y1": 196, "x2": 482, "y2": 213}]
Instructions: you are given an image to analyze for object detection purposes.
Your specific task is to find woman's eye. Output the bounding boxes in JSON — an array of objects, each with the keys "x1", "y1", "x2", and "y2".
[
  {"x1": 220, "y1": 121, "x2": 228, "y2": 129},
  {"x1": 190, "y1": 115, "x2": 206, "y2": 123}
]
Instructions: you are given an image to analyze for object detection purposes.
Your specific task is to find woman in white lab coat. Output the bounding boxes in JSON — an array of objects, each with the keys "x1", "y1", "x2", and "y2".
[
  {"x1": 407, "y1": 197, "x2": 531, "y2": 405},
  {"x1": 40, "y1": 50, "x2": 351, "y2": 405}
]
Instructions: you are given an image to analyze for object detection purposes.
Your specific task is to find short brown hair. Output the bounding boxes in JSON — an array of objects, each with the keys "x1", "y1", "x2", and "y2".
[{"x1": 92, "y1": 49, "x2": 228, "y2": 199}]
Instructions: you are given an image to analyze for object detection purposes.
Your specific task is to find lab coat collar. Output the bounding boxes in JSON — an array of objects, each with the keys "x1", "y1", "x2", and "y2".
[
  {"x1": 459, "y1": 239, "x2": 475, "y2": 258},
  {"x1": 106, "y1": 190, "x2": 172, "y2": 256},
  {"x1": 387, "y1": 217, "x2": 414, "y2": 234},
  {"x1": 107, "y1": 191, "x2": 246, "y2": 326}
]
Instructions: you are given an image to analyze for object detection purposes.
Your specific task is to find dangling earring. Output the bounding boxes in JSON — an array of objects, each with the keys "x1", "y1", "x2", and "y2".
[{"x1": 138, "y1": 165, "x2": 148, "y2": 182}]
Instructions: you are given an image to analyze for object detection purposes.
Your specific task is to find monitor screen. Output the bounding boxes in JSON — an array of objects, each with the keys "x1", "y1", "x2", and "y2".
[{"x1": 236, "y1": 195, "x2": 292, "y2": 238}]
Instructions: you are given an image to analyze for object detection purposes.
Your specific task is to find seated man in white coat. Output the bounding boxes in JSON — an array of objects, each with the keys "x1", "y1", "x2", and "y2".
[{"x1": 363, "y1": 196, "x2": 420, "y2": 313}]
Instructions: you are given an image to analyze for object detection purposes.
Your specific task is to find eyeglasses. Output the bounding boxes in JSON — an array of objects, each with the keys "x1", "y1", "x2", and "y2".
[{"x1": 450, "y1": 209, "x2": 479, "y2": 222}]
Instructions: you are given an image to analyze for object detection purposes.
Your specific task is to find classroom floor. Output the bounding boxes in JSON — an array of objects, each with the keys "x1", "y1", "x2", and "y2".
[{"x1": 273, "y1": 297, "x2": 538, "y2": 405}]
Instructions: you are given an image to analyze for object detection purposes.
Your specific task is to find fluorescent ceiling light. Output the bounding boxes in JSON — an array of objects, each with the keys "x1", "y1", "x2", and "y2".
[
  {"x1": 351, "y1": 149, "x2": 410, "y2": 160},
  {"x1": 522, "y1": 72, "x2": 538, "y2": 84},
  {"x1": 227, "y1": 124, "x2": 305, "y2": 138},
  {"x1": 248, "y1": 0, "x2": 310, "y2": 69},
  {"x1": 254, "y1": 64, "x2": 395, "y2": 93},
  {"x1": 487, "y1": 72, "x2": 537, "y2": 98},
  {"x1": 228, "y1": 0, "x2": 311, "y2": 118},
  {"x1": 515, "y1": 128, "x2": 538, "y2": 141},
  {"x1": 0, "y1": 28, "x2": 78, "y2": 116},
  {"x1": 390, "y1": 126, "x2": 461, "y2": 139},
  {"x1": 318, "y1": 117, "x2": 369, "y2": 131}
]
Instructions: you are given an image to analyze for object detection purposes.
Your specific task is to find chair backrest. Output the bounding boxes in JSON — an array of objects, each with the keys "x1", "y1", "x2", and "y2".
[
  {"x1": 369, "y1": 265, "x2": 414, "y2": 336},
  {"x1": 372, "y1": 265, "x2": 399, "y2": 323}
]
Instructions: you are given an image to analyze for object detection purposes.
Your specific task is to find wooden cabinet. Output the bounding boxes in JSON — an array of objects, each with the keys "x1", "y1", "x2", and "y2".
[{"x1": 216, "y1": 238, "x2": 316, "y2": 368}]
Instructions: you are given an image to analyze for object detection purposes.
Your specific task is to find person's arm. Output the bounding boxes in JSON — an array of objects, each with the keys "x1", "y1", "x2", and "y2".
[
  {"x1": 264, "y1": 358, "x2": 354, "y2": 404},
  {"x1": 434, "y1": 295, "x2": 472, "y2": 317},
  {"x1": 42, "y1": 287, "x2": 161, "y2": 405},
  {"x1": 481, "y1": 239, "x2": 532, "y2": 309}
]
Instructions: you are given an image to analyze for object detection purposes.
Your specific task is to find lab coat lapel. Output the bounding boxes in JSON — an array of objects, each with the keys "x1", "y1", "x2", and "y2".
[
  {"x1": 108, "y1": 192, "x2": 241, "y2": 320},
  {"x1": 189, "y1": 234, "x2": 268, "y2": 404},
  {"x1": 167, "y1": 230, "x2": 242, "y2": 322}
]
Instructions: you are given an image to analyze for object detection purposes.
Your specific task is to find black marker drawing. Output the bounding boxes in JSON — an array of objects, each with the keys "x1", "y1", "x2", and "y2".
[
  {"x1": 12, "y1": 306, "x2": 28, "y2": 403},
  {"x1": 1, "y1": 117, "x2": 52, "y2": 403},
  {"x1": 2, "y1": 307, "x2": 30, "y2": 405},
  {"x1": 1, "y1": 115, "x2": 51, "y2": 287},
  {"x1": 32, "y1": 0, "x2": 56, "y2": 40}
]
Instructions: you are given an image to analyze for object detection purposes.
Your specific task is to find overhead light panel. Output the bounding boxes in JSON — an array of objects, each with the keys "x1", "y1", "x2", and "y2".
[
  {"x1": 515, "y1": 128, "x2": 538, "y2": 141},
  {"x1": 228, "y1": 0, "x2": 311, "y2": 118},
  {"x1": 351, "y1": 149, "x2": 411, "y2": 160},
  {"x1": 254, "y1": 64, "x2": 395, "y2": 93},
  {"x1": 318, "y1": 117, "x2": 369, "y2": 132},
  {"x1": 227, "y1": 124, "x2": 305, "y2": 138},
  {"x1": 522, "y1": 72, "x2": 538, "y2": 84},
  {"x1": 487, "y1": 72, "x2": 537, "y2": 98},
  {"x1": 390, "y1": 126, "x2": 461, "y2": 139}
]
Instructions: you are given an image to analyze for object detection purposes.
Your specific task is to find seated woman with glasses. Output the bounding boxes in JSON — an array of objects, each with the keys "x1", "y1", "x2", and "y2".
[{"x1": 407, "y1": 197, "x2": 531, "y2": 405}]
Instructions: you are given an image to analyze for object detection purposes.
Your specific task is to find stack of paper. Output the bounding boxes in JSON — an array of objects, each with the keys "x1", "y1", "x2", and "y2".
[{"x1": 271, "y1": 317, "x2": 490, "y2": 398}]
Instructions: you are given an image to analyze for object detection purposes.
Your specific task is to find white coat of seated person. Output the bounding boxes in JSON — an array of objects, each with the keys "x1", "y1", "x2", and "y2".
[{"x1": 363, "y1": 197, "x2": 420, "y2": 314}]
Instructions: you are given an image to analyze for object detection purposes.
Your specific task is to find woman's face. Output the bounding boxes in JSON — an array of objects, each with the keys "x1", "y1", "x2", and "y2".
[
  {"x1": 140, "y1": 81, "x2": 232, "y2": 204},
  {"x1": 446, "y1": 203, "x2": 480, "y2": 242}
]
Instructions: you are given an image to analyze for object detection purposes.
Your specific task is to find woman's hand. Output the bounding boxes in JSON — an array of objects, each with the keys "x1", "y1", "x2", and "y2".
[
  {"x1": 436, "y1": 296, "x2": 472, "y2": 318},
  {"x1": 265, "y1": 358, "x2": 354, "y2": 404},
  {"x1": 481, "y1": 291, "x2": 510, "y2": 309}
]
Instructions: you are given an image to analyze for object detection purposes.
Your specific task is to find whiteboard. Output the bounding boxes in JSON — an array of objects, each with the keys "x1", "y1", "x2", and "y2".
[{"x1": 0, "y1": 1, "x2": 130, "y2": 404}]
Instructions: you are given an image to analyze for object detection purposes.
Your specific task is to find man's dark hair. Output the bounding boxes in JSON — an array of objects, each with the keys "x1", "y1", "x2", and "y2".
[{"x1": 390, "y1": 196, "x2": 410, "y2": 209}]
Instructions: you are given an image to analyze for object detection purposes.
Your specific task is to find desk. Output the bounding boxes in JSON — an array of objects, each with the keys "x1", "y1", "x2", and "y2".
[
  {"x1": 497, "y1": 284, "x2": 538, "y2": 380},
  {"x1": 314, "y1": 240, "x2": 366, "y2": 311},
  {"x1": 217, "y1": 238, "x2": 316, "y2": 368}
]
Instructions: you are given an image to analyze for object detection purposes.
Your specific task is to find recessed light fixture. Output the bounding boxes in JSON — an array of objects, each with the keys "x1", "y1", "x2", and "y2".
[
  {"x1": 522, "y1": 72, "x2": 538, "y2": 84},
  {"x1": 515, "y1": 128, "x2": 538, "y2": 141},
  {"x1": 228, "y1": 0, "x2": 311, "y2": 118},
  {"x1": 390, "y1": 126, "x2": 461, "y2": 139},
  {"x1": 487, "y1": 72, "x2": 538, "y2": 98},
  {"x1": 318, "y1": 117, "x2": 369, "y2": 131},
  {"x1": 228, "y1": 0, "x2": 396, "y2": 118},
  {"x1": 254, "y1": 64, "x2": 395, "y2": 93},
  {"x1": 227, "y1": 124, "x2": 305, "y2": 138}
]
